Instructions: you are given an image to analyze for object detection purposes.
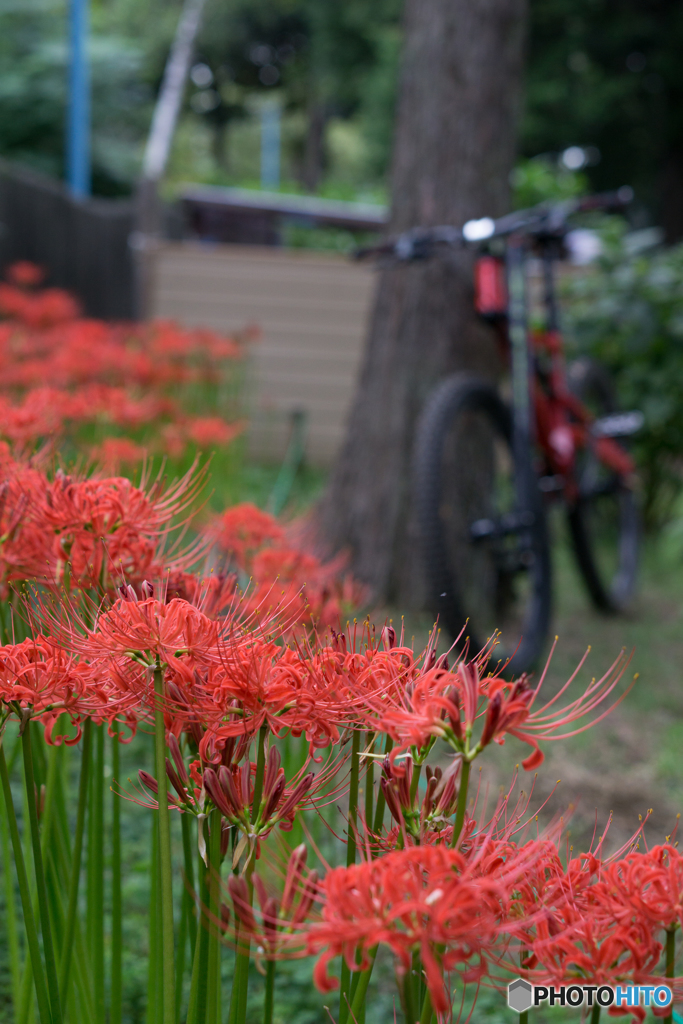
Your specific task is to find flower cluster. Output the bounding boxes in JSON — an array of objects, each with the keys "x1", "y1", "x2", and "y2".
[{"x1": 0, "y1": 262, "x2": 247, "y2": 460}]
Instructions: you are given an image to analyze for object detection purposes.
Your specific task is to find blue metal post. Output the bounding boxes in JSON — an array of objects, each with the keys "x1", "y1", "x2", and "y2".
[
  {"x1": 67, "y1": 0, "x2": 91, "y2": 197},
  {"x1": 260, "y1": 100, "x2": 281, "y2": 190}
]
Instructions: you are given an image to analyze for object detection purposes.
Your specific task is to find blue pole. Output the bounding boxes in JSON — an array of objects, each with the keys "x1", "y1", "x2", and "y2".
[
  {"x1": 67, "y1": 0, "x2": 91, "y2": 197},
  {"x1": 260, "y1": 100, "x2": 281, "y2": 190}
]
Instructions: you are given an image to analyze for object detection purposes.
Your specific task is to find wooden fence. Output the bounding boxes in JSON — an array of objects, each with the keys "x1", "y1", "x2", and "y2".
[
  {"x1": 146, "y1": 241, "x2": 376, "y2": 466},
  {"x1": 0, "y1": 160, "x2": 136, "y2": 319}
]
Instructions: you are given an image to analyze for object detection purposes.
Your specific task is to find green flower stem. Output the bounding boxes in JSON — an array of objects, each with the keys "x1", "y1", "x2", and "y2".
[
  {"x1": 0, "y1": 770, "x2": 21, "y2": 1009},
  {"x1": 339, "y1": 729, "x2": 362, "y2": 1024},
  {"x1": 519, "y1": 1012, "x2": 528, "y2": 1024},
  {"x1": 17, "y1": 958, "x2": 35, "y2": 1024},
  {"x1": 409, "y1": 762, "x2": 422, "y2": 805},
  {"x1": 419, "y1": 988, "x2": 433, "y2": 1024},
  {"x1": 59, "y1": 718, "x2": 91, "y2": 1000},
  {"x1": 174, "y1": 883, "x2": 189, "y2": 1022},
  {"x1": 450, "y1": 758, "x2": 471, "y2": 848},
  {"x1": 186, "y1": 818, "x2": 211, "y2": 1024},
  {"x1": 176, "y1": 813, "x2": 198, "y2": 1022},
  {"x1": 232, "y1": 728, "x2": 269, "y2": 1024},
  {"x1": 664, "y1": 927, "x2": 676, "y2": 1024},
  {"x1": 349, "y1": 946, "x2": 378, "y2": 1022},
  {"x1": 0, "y1": 740, "x2": 52, "y2": 1024},
  {"x1": 364, "y1": 733, "x2": 375, "y2": 830},
  {"x1": 252, "y1": 725, "x2": 268, "y2": 819},
  {"x1": 182, "y1": 811, "x2": 198, "y2": 954},
  {"x1": 402, "y1": 963, "x2": 417, "y2": 1024},
  {"x1": 153, "y1": 663, "x2": 176, "y2": 1024},
  {"x1": 91, "y1": 723, "x2": 105, "y2": 1020},
  {"x1": 372, "y1": 736, "x2": 393, "y2": 838},
  {"x1": 263, "y1": 959, "x2": 276, "y2": 1024},
  {"x1": 148, "y1": 816, "x2": 160, "y2": 1024},
  {"x1": 22, "y1": 721, "x2": 63, "y2": 1024},
  {"x1": 590, "y1": 1003, "x2": 601, "y2": 1024},
  {"x1": 206, "y1": 808, "x2": 222, "y2": 1024},
  {"x1": 51, "y1": 804, "x2": 95, "y2": 1021},
  {"x1": 111, "y1": 733, "x2": 123, "y2": 1024}
]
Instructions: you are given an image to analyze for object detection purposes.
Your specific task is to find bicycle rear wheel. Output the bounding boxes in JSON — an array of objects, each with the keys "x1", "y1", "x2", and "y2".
[
  {"x1": 414, "y1": 373, "x2": 552, "y2": 674},
  {"x1": 566, "y1": 357, "x2": 639, "y2": 611}
]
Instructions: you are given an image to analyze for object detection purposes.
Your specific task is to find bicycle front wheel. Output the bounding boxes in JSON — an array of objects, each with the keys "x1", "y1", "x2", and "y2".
[{"x1": 414, "y1": 373, "x2": 551, "y2": 674}]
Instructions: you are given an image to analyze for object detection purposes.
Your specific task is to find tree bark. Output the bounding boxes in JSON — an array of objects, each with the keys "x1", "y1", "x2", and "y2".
[{"x1": 316, "y1": 0, "x2": 527, "y2": 606}]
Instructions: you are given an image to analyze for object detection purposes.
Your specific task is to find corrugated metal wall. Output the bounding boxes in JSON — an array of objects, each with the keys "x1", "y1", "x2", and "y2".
[
  {"x1": 0, "y1": 161, "x2": 136, "y2": 320},
  {"x1": 147, "y1": 241, "x2": 375, "y2": 466}
]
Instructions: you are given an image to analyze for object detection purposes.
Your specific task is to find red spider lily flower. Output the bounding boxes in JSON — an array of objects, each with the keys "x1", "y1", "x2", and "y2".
[
  {"x1": 365, "y1": 643, "x2": 634, "y2": 770},
  {"x1": 66, "y1": 595, "x2": 219, "y2": 667},
  {"x1": 303, "y1": 842, "x2": 540, "y2": 1016},
  {"x1": 6, "y1": 262, "x2": 45, "y2": 288},
  {"x1": 38, "y1": 463, "x2": 209, "y2": 589},
  {"x1": 183, "y1": 415, "x2": 245, "y2": 449},
  {"x1": 601, "y1": 844, "x2": 683, "y2": 932},
  {"x1": 211, "y1": 503, "x2": 285, "y2": 568},
  {"x1": 0, "y1": 635, "x2": 97, "y2": 743},
  {"x1": 208, "y1": 504, "x2": 366, "y2": 631},
  {"x1": 526, "y1": 899, "x2": 665, "y2": 1006},
  {"x1": 90, "y1": 437, "x2": 148, "y2": 474}
]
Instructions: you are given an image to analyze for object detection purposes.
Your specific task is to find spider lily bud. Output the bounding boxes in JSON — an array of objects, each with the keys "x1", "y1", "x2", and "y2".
[
  {"x1": 292, "y1": 869, "x2": 319, "y2": 925},
  {"x1": 119, "y1": 584, "x2": 138, "y2": 602},
  {"x1": 480, "y1": 692, "x2": 502, "y2": 748},
  {"x1": 448, "y1": 690, "x2": 463, "y2": 742},
  {"x1": 330, "y1": 628, "x2": 347, "y2": 654},
  {"x1": 380, "y1": 777, "x2": 403, "y2": 825},
  {"x1": 436, "y1": 653, "x2": 449, "y2": 672},
  {"x1": 282, "y1": 844, "x2": 308, "y2": 916},
  {"x1": 141, "y1": 579, "x2": 154, "y2": 599},
  {"x1": 262, "y1": 895, "x2": 279, "y2": 949},
  {"x1": 168, "y1": 733, "x2": 190, "y2": 786},
  {"x1": 218, "y1": 765, "x2": 243, "y2": 816},
  {"x1": 381, "y1": 625, "x2": 396, "y2": 649},
  {"x1": 262, "y1": 772, "x2": 287, "y2": 822},
  {"x1": 240, "y1": 762, "x2": 252, "y2": 808},
  {"x1": 277, "y1": 772, "x2": 314, "y2": 823},
  {"x1": 228, "y1": 875, "x2": 257, "y2": 932},
  {"x1": 203, "y1": 767, "x2": 234, "y2": 818},
  {"x1": 165, "y1": 757, "x2": 188, "y2": 802},
  {"x1": 139, "y1": 769, "x2": 159, "y2": 796},
  {"x1": 262, "y1": 745, "x2": 282, "y2": 802}
]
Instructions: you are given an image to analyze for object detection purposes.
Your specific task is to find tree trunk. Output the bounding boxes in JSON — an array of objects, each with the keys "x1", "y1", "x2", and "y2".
[{"x1": 315, "y1": 0, "x2": 527, "y2": 606}]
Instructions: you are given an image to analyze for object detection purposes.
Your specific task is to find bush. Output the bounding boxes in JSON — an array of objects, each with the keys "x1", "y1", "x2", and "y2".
[{"x1": 564, "y1": 222, "x2": 683, "y2": 528}]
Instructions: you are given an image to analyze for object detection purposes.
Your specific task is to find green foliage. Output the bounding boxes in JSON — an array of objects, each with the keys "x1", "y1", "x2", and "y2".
[
  {"x1": 523, "y1": 0, "x2": 683, "y2": 233},
  {"x1": 0, "y1": 0, "x2": 155, "y2": 194},
  {"x1": 512, "y1": 156, "x2": 587, "y2": 208},
  {"x1": 564, "y1": 224, "x2": 683, "y2": 527}
]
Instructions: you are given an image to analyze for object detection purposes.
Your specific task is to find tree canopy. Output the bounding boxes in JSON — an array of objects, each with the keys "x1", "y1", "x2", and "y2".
[{"x1": 0, "y1": 0, "x2": 682, "y2": 232}]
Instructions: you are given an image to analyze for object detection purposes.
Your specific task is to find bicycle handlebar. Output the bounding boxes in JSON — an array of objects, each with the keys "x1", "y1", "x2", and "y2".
[{"x1": 354, "y1": 186, "x2": 634, "y2": 262}]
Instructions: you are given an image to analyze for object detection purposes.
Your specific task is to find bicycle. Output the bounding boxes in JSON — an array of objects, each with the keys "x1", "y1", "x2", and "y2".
[{"x1": 357, "y1": 191, "x2": 642, "y2": 673}]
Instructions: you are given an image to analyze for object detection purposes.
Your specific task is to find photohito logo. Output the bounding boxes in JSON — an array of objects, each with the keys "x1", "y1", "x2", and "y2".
[{"x1": 507, "y1": 979, "x2": 673, "y2": 1013}]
